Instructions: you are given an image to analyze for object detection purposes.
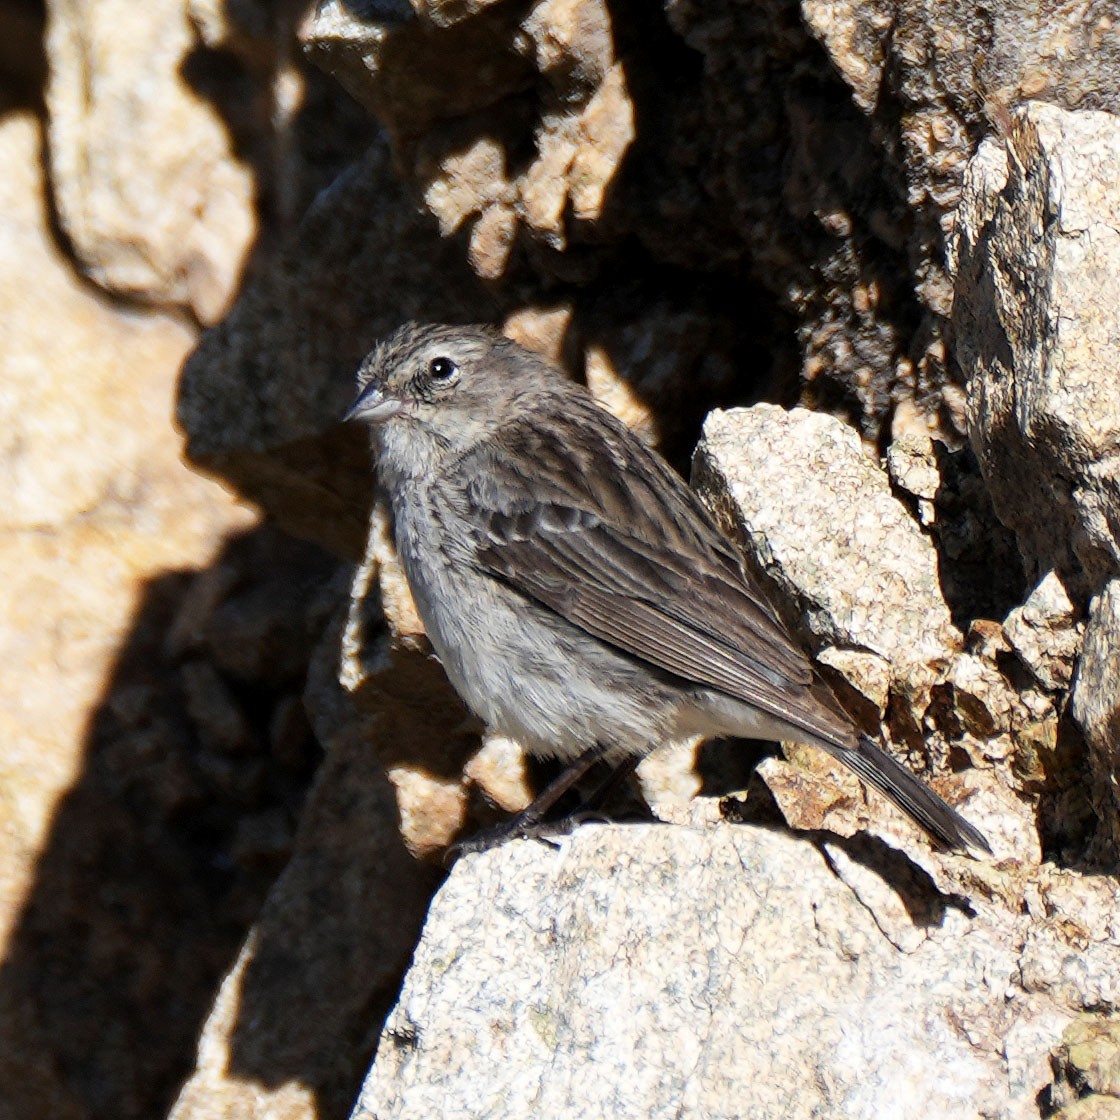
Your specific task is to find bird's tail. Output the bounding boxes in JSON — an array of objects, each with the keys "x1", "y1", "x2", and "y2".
[{"x1": 828, "y1": 736, "x2": 991, "y2": 855}]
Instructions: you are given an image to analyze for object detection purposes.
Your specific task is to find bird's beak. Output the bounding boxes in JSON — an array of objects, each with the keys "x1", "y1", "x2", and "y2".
[{"x1": 343, "y1": 380, "x2": 406, "y2": 424}]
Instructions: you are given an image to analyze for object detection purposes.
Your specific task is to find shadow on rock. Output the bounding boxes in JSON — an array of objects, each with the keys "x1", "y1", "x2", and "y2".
[{"x1": 0, "y1": 525, "x2": 342, "y2": 1120}]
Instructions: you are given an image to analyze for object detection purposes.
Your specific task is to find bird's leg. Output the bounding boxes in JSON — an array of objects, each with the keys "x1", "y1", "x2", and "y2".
[{"x1": 450, "y1": 744, "x2": 608, "y2": 858}]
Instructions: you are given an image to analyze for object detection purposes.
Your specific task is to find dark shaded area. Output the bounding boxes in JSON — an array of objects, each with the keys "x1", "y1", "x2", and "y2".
[
  {"x1": 221, "y1": 717, "x2": 444, "y2": 1120},
  {"x1": 179, "y1": 0, "x2": 383, "y2": 292},
  {"x1": 0, "y1": 0, "x2": 45, "y2": 117},
  {"x1": 0, "y1": 526, "x2": 341, "y2": 1120},
  {"x1": 930, "y1": 441, "x2": 1026, "y2": 629},
  {"x1": 1030, "y1": 717, "x2": 1098, "y2": 868},
  {"x1": 593, "y1": 0, "x2": 936, "y2": 446},
  {"x1": 721, "y1": 779, "x2": 970, "y2": 925},
  {"x1": 816, "y1": 830, "x2": 969, "y2": 928},
  {"x1": 696, "y1": 737, "x2": 777, "y2": 799}
]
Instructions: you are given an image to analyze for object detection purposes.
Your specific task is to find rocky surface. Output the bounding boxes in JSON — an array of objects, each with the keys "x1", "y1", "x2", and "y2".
[
  {"x1": 0, "y1": 104, "x2": 268, "y2": 1120},
  {"x1": 167, "y1": 659, "x2": 442, "y2": 1120},
  {"x1": 1072, "y1": 582, "x2": 1120, "y2": 862},
  {"x1": 45, "y1": 0, "x2": 257, "y2": 322},
  {"x1": 355, "y1": 822, "x2": 1114, "y2": 1120},
  {"x1": 952, "y1": 103, "x2": 1120, "y2": 599},
  {"x1": 0, "y1": 23, "x2": 363, "y2": 1117},
  {"x1": 3, "y1": 2, "x2": 1120, "y2": 1120}
]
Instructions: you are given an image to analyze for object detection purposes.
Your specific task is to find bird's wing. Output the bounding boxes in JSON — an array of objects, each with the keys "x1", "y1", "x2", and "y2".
[{"x1": 451, "y1": 397, "x2": 846, "y2": 739}]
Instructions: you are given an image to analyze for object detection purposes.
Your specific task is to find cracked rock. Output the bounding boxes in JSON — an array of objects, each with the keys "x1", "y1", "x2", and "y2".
[
  {"x1": 1071, "y1": 580, "x2": 1120, "y2": 861},
  {"x1": 952, "y1": 103, "x2": 1120, "y2": 598},
  {"x1": 352, "y1": 823, "x2": 1095, "y2": 1120}
]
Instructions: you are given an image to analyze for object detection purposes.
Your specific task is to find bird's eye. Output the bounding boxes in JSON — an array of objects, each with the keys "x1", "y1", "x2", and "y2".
[{"x1": 428, "y1": 357, "x2": 459, "y2": 383}]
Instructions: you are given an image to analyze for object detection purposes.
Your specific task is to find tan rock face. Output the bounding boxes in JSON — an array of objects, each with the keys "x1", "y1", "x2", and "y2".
[
  {"x1": 1072, "y1": 582, "x2": 1120, "y2": 860},
  {"x1": 952, "y1": 103, "x2": 1120, "y2": 596},
  {"x1": 695, "y1": 406, "x2": 962, "y2": 671},
  {"x1": 0, "y1": 110, "x2": 259, "y2": 1116},
  {"x1": 0, "y1": 108, "x2": 247, "y2": 901},
  {"x1": 44, "y1": 0, "x2": 258, "y2": 322}
]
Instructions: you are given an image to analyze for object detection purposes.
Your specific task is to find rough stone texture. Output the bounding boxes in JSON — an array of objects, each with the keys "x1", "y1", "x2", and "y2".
[
  {"x1": 801, "y1": 0, "x2": 1120, "y2": 436},
  {"x1": 44, "y1": 0, "x2": 257, "y2": 322},
  {"x1": 1003, "y1": 572, "x2": 1083, "y2": 694},
  {"x1": 952, "y1": 102, "x2": 1120, "y2": 598},
  {"x1": 355, "y1": 823, "x2": 1119, "y2": 1120},
  {"x1": 693, "y1": 404, "x2": 1089, "y2": 861},
  {"x1": 338, "y1": 512, "x2": 481, "y2": 860},
  {"x1": 295, "y1": 0, "x2": 1120, "y2": 452},
  {"x1": 0, "y1": 108, "x2": 290, "y2": 1120},
  {"x1": 167, "y1": 4, "x2": 1120, "y2": 563},
  {"x1": 1071, "y1": 582, "x2": 1120, "y2": 860},
  {"x1": 168, "y1": 642, "x2": 442, "y2": 1120},
  {"x1": 1049, "y1": 1015, "x2": 1120, "y2": 1111},
  {"x1": 43, "y1": 0, "x2": 377, "y2": 324},
  {"x1": 7, "y1": 2, "x2": 1120, "y2": 1118},
  {"x1": 696, "y1": 405, "x2": 961, "y2": 669},
  {"x1": 693, "y1": 405, "x2": 968, "y2": 788}
]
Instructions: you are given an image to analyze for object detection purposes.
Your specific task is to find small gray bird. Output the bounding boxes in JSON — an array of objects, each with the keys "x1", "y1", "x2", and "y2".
[{"x1": 345, "y1": 322, "x2": 989, "y2": 854}]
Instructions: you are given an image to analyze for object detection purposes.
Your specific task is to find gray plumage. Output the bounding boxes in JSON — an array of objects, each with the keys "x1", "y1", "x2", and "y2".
[{"x1": 345, "y1": 322, "x2": 989, "y2": 854}]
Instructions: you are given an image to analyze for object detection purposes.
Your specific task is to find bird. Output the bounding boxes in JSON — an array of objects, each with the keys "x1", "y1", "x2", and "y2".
[{"x1": 344, "y1": 321, "x2": 990, "y2": 855}]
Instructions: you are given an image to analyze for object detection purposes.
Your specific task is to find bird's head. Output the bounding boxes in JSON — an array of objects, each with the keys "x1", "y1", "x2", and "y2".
[{"x1": 344, "y1": 322, "x2": 557, "y2": 477}]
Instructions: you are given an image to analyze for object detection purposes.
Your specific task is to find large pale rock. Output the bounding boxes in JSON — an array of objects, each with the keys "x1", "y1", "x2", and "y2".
[
  {"x1": 44, "y1": 0, "x2": 257, "y2": 321},
  {"x1": 952, "y1": 103, "x2": 1120, "y2": 596},
  {"x1": 692, "y1": 403, "x2": 1047, "y2": 851},
  {"x1": 1003, "y1": 572, "x2": 1083, "y2": 693},
  {"x1": 354, "y1": 824, "x2": 1113, "y2": 1120},
  {"x1": 0, "y1": 112, "x2": 256, "y2": 1118},
  {"x1": 694, "y1": 405, "x2": 961, "y2": 670}
]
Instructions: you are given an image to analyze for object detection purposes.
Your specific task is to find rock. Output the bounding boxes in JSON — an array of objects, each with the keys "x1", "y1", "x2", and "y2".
[
  {"x1": 694, "y1": 405, "x2": 961, "y2": 672},
  {"x1": 0, "y1": 109, "x2": 267, "y2": 1120},
  {"x1": 180, "y1": 659, "x2": 258, "y2": 756},
  {"x1": 268, "y1": 694, "x2": 314, "y2": 773},
  {"x1": 0, "y1": 0, "x2": 46, "y2": 108},
  {"x1": 202, "y1": 549, "x2": 343, "y2": 688},
  {"x1": 300, "y1": 0, "x2": 534, "y2": 144},
  {"x1": 44, "y1": 0, "x2": 256, "y2": 321},
  {"x1": 1071, "y1": 581, "x2": 1120, "y2": 859},
  {"x1": 886, "y1": 432, "x2": 940, "y2": 526},
  {"x1": 952, "y1": 103, "x2": 1120, "y2": 597},
  {"x1": 691, "y1": 403, "x2": 1056, "y2": 851},
  {"x1": 303, "y1": 0, "x2": 633, "y2": 270},
  {"x1": 1051, "y1": 1099, "x2": 1120, "y2": 1120},
  {"x1": 339, "y1": 548, "x2": 493, "y2": 859},
  {"x1": 353, "y1": 823, "x2": 1099, "y2": 1120},
  {"x1": 1052, "y1": 1015, "x2": 1120, "y2": 1103},
  {"x1": 168, "y1": 714, "x2": 441, "y2": 1120},
  {"x1": 463, "y1": 735, "x2": 534, "y2": 816},
  {"x1": 1003, "y1": 572, "x2": 1083, "y2": 692}
]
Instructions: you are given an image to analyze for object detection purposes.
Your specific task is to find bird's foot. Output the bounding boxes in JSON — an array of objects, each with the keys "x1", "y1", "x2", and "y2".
[{"x1": 447, "y1": 809, "x2": 610, "y2": 862}]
